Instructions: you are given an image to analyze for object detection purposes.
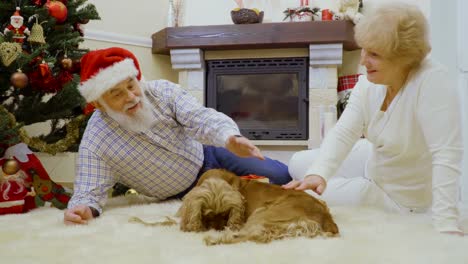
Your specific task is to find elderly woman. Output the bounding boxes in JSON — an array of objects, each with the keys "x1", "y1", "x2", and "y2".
[{"x1": 283, "y1": 3, "x2": 464, "y2": 235}]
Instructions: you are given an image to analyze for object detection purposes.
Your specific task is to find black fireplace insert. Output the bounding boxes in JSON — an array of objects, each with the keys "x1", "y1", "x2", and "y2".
[{"x1": 206, "y1": 57, "x2": 308, "y2": 140}]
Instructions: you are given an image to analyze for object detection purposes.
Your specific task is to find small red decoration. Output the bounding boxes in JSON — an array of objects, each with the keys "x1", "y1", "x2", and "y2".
[
  {"x1": 46, "y1": 0, "x2": 68, "y2": 23},
  {"x1": 83, "y1": 103, "x2": 95, "y2": 115}
]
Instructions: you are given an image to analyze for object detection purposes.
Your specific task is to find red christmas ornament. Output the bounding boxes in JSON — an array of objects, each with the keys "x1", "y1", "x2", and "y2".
[
  {"x1": 56, "y1": 70, "x2": 73, "y2": 84},
  {"x1": 39, "y1": 60, "x2": 51, "y2": 77},
  {"x1": 46, "y1": 0, "x2": 68, "y2": 23},
  {"x1": 10, "y1": 70, "x2": 29, "y2": 89}
]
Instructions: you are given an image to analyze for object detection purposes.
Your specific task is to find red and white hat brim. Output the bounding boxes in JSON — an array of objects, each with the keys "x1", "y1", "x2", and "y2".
[{"x1": 78, "y1": 58, "x2": 139, "y2": 102}]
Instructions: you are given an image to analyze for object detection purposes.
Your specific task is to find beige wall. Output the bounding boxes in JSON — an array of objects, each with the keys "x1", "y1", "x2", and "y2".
[{"x1": 82, "y1": 0, "x2": 177, "y2": 82}]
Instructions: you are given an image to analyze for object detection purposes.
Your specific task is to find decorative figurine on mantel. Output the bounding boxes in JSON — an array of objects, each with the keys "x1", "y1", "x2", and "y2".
[
  {"x1": 334, "y1": 0, "x2": 364, "y2": 24},
  {"x1": 231, "y1": 0, "x2": 264, "y2": 24},
  {"x1": 283, "y1": 0, "x2": 320, "y2": 22}
]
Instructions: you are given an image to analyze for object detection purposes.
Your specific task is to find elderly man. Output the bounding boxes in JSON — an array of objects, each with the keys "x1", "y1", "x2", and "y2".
[{"x1": 64, "y1": 47, "x2": 291, "y2": 225}]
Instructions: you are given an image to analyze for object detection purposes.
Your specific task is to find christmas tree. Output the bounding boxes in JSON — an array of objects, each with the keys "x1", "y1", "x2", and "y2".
[{"x1": 0, "y1": 0, "x2": 100, "y2": 156}]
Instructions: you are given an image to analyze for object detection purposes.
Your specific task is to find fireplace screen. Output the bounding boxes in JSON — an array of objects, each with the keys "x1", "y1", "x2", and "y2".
[{"x1": 206, "y1": 58, "x2": 308, "y2": 140}]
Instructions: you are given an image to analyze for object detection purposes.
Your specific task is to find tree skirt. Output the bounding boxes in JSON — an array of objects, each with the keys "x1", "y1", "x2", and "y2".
[{"x1": 0, "y1": 197, "x2": 467, "y2": 264}]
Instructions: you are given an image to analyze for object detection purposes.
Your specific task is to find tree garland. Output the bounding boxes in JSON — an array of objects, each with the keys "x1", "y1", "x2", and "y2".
[{"x1": 0, "y1": 105, "x2": 85, "y2": 155}]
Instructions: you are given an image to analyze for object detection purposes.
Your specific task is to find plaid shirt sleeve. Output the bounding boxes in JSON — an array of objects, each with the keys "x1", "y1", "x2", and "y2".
[
  {"x1": 68, "y1": 146, "x2": 116, "y2": 214},
  {"x1": 159, "y1": 81, "x2": 240, "y2": 147}
]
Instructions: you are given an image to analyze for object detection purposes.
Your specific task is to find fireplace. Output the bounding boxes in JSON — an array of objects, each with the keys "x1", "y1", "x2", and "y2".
[{"x1": 206, "y1": 58, "x2": 308, "y2": 140}]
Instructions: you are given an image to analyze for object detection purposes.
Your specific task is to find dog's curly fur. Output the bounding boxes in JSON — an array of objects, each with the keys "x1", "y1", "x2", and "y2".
[{"x1": 178, "y1": 169, "x2": 339, "y2": 245}]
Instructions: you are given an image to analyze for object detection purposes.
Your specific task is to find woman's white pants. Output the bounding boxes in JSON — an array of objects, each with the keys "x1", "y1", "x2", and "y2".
[{"x1": 288, "y1": 139, "x2": 406, "y2": 213}]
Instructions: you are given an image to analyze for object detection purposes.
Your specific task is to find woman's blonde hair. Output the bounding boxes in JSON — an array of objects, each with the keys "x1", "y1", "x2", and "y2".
[{"x1": 354, "y1": 2, "x2": 431, "y2": 68}]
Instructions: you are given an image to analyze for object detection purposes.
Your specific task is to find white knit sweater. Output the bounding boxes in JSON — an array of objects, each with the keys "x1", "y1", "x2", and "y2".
[{"x1": 306, "y1": 58, "x2": 463, "y2": 232}]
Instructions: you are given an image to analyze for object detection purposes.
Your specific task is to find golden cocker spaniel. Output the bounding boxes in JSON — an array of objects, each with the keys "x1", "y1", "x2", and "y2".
[{"x1": 178, "y1": 169, "x2": 339, "y2": 245}]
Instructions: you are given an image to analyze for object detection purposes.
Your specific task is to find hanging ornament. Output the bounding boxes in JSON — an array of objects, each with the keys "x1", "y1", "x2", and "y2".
[
  {"x1": 39, "y1": 60, "x2": 51, "y2": 77},
  {"x1": 2, "y1": 158, "x2": 20, "y2": 175},
  {"x1": 0, "y1": 42, "x2": 22, "y2": 67},
  {"x1": 46, "y1": 0, "x2": 68, "y2": 23},
  {"x1": 60, "y1": 54, "x2": 72, "y2": 70},
  {"x1": 28, "y1": 17, "x2": 46, "y2": 44},
  {"x1": 3, "y1": 7, "x2": 30, "y2": 43},
  {"x1": 57, "y1": 69, "x2": 73, "y2": 84},
  {"x1": 10, "y1": 69, "x2": 29, "y2": 89}
]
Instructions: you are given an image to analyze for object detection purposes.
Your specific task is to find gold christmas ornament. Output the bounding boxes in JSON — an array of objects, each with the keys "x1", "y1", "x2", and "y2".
[
  {"x1": 2, "y1": 158, "x2": 20, "y2": 175},
  {"x1": 10, "y1": 70, "x2": 29, "y2": 89},
  {"x1": 28, "y1": 19, "x2": 46, "y2": 44},
  {"x1": 61, "y1": 56, "x2": 73, "y2": 69},
  {"x1": 0, "y1": 42, "x2": 22, "y2": 66},
  {"x1": 125, "y1": 188, "x2": 139, "y2": 196}
]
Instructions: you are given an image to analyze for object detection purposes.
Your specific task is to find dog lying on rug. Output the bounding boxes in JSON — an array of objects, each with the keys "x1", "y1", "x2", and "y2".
[{"x1": 179, "y1": 169, "x2": 339, "y2": 245}]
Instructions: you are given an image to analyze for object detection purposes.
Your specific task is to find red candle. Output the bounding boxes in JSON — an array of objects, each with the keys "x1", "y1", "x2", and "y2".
[
  {"x1": 305, "y1": 0, "x2": 309, "y2": 6},
  {"x1": 300, "y1": 0, "x2": 304, "y2": 6},
  {"x1": 322, "y1": 9, "x2": 333, "y2": 20}
]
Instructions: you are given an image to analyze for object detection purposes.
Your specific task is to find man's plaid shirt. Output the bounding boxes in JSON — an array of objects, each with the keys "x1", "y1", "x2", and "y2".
[{"x1": 68, "y1": 80, "x2": 240, "y2": 213}]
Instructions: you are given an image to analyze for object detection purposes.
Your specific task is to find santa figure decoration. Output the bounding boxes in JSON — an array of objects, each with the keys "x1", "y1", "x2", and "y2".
[
  {"x1": 3, "y1": 7, "x2": 30, "y2": 43},
  {"x1": 0, "y1": 158, "x2": 35, "y2": 215},
  {"x1": 1, "y1": 143, "x2": 72, "y2": 212}
]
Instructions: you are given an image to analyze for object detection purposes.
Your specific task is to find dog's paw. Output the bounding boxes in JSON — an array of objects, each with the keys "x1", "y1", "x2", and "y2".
[
  {"x1": 203, "y1": 235, "x2": 220, "y2": 246},
  {"x1": 180, "y1": 222, "x2": 205, "y2": 232}
]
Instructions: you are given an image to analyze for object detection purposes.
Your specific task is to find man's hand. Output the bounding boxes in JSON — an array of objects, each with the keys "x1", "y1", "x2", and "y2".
[
  {"x1": 226, "y1": 135, "x2": 265, "y2": 160},
  {"x1": 64, "y1": 205, "x2": 95, "y2": 225},
  {"x1": 282, "y1": 174, "x2": 327, "y2": 195}
]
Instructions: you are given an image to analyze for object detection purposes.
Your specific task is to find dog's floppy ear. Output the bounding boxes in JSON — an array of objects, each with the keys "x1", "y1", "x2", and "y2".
[
  {"x1": 225, "y1": 187, "x2": 245, "y2": 230},
  {"x1": 178, "y1": 186, "x2": 206, "y2": 232}
]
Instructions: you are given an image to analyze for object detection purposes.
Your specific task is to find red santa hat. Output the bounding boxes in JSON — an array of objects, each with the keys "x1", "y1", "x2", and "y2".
[
  {"x1": 78, "y1": 47, "x2": 141, "y2": 102},
  {"x1": 11, "y1": 7, "x2": 23, "y2": 21}
]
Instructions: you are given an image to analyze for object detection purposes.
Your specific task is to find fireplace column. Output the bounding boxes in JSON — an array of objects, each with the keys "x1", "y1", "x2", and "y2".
[
  {"x1": 308, "y1": 44, "x2": 343, "y2": 149},
  {"x1": 169, "y1": 48, "x2": 206, "y2": 104}
]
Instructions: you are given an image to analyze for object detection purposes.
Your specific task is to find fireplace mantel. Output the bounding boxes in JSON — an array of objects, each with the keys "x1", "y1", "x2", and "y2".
[{"x1": 152, "y1": 21, "x2": 359, "y2": 55}]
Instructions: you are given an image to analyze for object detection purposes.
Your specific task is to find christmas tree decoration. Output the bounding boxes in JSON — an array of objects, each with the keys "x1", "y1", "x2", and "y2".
[
  {"x1": 0, "y1": 0, "x2": 99, "y2": 155},
  {"x1": 61, "y1": 54, "x2": 72, "y2": 70},
  {"x1": 1, "y1": 143, "x2": 72, "y2": 211},
  {"x1": 10, "y1": 69, "x2": 29, "y2": 89},
  {"x1": 3, "y1": 7, "x2": 30, "y2": 43},
  {"x1": 27, "y1": 17, "x2": 46, "y2": 44},
  {"x1": 39, "y1": 60, "x2": 51, "y2": 77},
  {"x1": 0, "y1": 42, "x2": 22, "y2": 67},
  {"x1": 46, "y1": 0, "x2": 68, "y2": 23},
  {"x1": 2, "y1": 158, "x2": 20, "y2": 175}
]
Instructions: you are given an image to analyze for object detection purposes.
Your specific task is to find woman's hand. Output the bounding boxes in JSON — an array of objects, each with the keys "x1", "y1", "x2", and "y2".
[
  {"x1": 282, "y1": 174, "x2": 327, "y2": 195},
  {"x1": 225, "y1": 135, "x2": 265, "y2": 160}
]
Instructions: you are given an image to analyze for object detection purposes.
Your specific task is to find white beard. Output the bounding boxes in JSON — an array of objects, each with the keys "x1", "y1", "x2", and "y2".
[
  {"x1": 100, "y1": 89, "x2": 155, "y2": 133},
  {"x1": 11, "y1": 19, "x2": 23, "y2": 29}
]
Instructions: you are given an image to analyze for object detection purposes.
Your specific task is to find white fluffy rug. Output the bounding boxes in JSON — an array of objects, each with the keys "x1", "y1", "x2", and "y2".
[{"x1": 1, "y1": 196, "x2": 467, "y2": 264}]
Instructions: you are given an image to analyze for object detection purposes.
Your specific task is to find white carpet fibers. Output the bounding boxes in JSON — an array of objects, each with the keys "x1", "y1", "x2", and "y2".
[{"x1": 1, "y1": 196, "x2": 467, "y2": 264}]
